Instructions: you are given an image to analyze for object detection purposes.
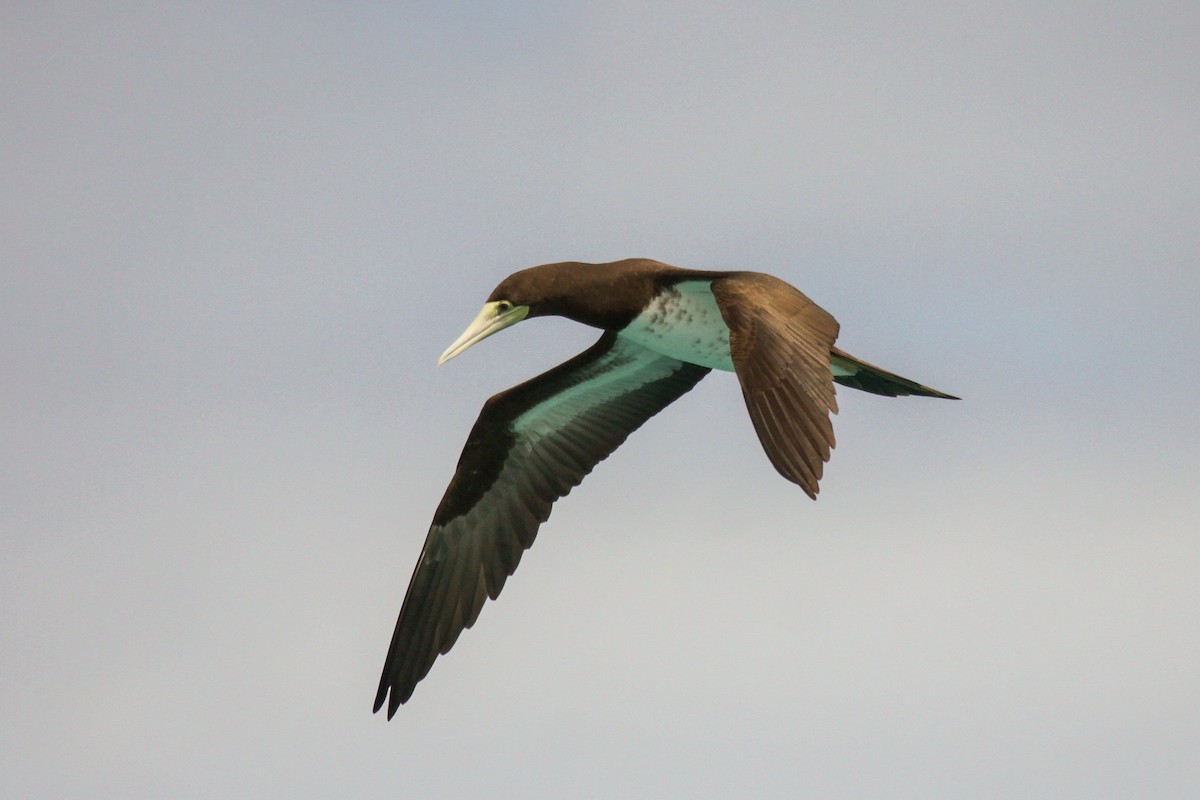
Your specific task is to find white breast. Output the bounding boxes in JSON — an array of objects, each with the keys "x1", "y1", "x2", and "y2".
[{"x1": 618, "y1": 280, "x2": 735, "y2": 371}]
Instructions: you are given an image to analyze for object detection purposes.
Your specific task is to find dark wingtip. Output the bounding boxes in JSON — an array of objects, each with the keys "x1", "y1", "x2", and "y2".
[
  {"x1": 387, "y1": 691, "x2": 405, "y2": 719},
  {"x1": 373, "y1": 680, "x2": 414, "y2": 719},
  {"x1": 372, "y1": 693, "x2": 399, "y2": 720},
  {"x1": 373, "y1": 680, "x2": 403, "y2": 719}
]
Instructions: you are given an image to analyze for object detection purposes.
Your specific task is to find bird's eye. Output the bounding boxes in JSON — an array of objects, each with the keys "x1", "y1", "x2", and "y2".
[{"x1": 497, "y1": 300, "x2": 513, "y2": 312}]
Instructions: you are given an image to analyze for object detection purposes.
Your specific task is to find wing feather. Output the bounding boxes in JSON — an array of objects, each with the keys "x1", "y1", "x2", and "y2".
[
  {"x1": 374, "y1": 333, "x2": 709, "y2": 716},
  {"x1": 712, "y1": 274, "x2": 841, "y2": 499}
]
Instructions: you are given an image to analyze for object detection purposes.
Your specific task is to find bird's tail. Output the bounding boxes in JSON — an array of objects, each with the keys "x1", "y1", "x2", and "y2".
[{"x1": 830, "y1": 347, "x2": 958, "y2": 399}]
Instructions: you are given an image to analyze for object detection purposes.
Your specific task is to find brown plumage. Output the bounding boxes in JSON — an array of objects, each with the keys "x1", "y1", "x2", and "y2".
[{"x1": 374, "y1": 259, "x2": 956, "y2": 717}]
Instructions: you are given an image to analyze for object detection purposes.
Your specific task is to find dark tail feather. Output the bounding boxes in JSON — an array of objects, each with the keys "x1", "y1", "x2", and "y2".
[{"x1": 830, "y1": 347, "x2": 959, "y2": 399}]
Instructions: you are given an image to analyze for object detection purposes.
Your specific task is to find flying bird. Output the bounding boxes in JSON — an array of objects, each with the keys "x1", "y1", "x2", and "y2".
[{"x1": 375, "y1": 258, "x2": 956, "y2": 717}]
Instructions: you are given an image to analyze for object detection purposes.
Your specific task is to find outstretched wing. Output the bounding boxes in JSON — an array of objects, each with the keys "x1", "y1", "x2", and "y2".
[
  {"x1": 375, "y1": 332, "x2": 710, "y2": 717},
  {"x1": 712, "y1": 274, "x2": 841, "y2": 499}
]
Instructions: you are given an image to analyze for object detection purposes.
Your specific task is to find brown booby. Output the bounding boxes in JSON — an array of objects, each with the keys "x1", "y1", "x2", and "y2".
[{"x1": 375, "y1": 258, "x2": 956, "y2": 717}]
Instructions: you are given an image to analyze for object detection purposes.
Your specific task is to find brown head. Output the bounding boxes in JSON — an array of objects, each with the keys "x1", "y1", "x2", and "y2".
[{"x1": 439, "y1": 259, "x2": 677, "y2": 365}]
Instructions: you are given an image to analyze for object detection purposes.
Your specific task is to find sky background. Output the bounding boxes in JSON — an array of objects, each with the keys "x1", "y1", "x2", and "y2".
[{"x1": 3, "y1": 3, "x2": 1198, "y2": 798}]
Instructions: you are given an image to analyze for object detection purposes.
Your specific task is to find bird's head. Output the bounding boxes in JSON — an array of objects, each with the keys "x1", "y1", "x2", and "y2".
[
  {"x1": 437, "y1": 267, "x2": 558, "y2": 365},
  {"x1": 436, "y1": 263, "x2": 590, "y2": 365},
  {"x1": 438, "y1": 261, "x2": 663, "y2": 365}
]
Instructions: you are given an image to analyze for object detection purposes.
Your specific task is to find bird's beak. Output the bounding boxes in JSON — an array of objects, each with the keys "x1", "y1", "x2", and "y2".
[{"x1": 438, "y1": 301, "x2": 530, "y2": 365}]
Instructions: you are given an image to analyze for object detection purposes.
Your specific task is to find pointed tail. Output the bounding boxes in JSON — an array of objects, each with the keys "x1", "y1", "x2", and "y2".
[{"x1": 830, "y1": 347, "x2": 959, "y2": 399}]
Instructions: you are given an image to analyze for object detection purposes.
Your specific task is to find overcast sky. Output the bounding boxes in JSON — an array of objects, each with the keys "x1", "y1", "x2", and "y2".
[{"x1": 3, "y1": 3, "x2": 1198, "y2": 798}]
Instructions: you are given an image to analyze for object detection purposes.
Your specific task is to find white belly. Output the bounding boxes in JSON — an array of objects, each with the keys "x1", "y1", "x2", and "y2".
[{"x1": 618, "y1": 280, "x2": 736, "y2": 371}]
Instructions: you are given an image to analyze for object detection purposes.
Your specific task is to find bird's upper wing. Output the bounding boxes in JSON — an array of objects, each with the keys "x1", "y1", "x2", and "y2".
[
  {"x1": 711, "y1": 274, "x2": 841, "y2": 499},
  {"x1": 375, "y1": 332, "x2": 710, "y2": 717}
]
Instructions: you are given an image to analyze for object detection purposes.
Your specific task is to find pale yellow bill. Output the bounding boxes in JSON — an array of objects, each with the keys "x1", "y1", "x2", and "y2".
[{"x1": 438, "y1": 301, "x2": 530, "y2": 365}]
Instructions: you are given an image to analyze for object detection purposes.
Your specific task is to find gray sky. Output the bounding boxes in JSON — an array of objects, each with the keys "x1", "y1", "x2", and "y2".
[{"x1": 4, "y1": 3, "x2": 1198, "y2": 798}]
